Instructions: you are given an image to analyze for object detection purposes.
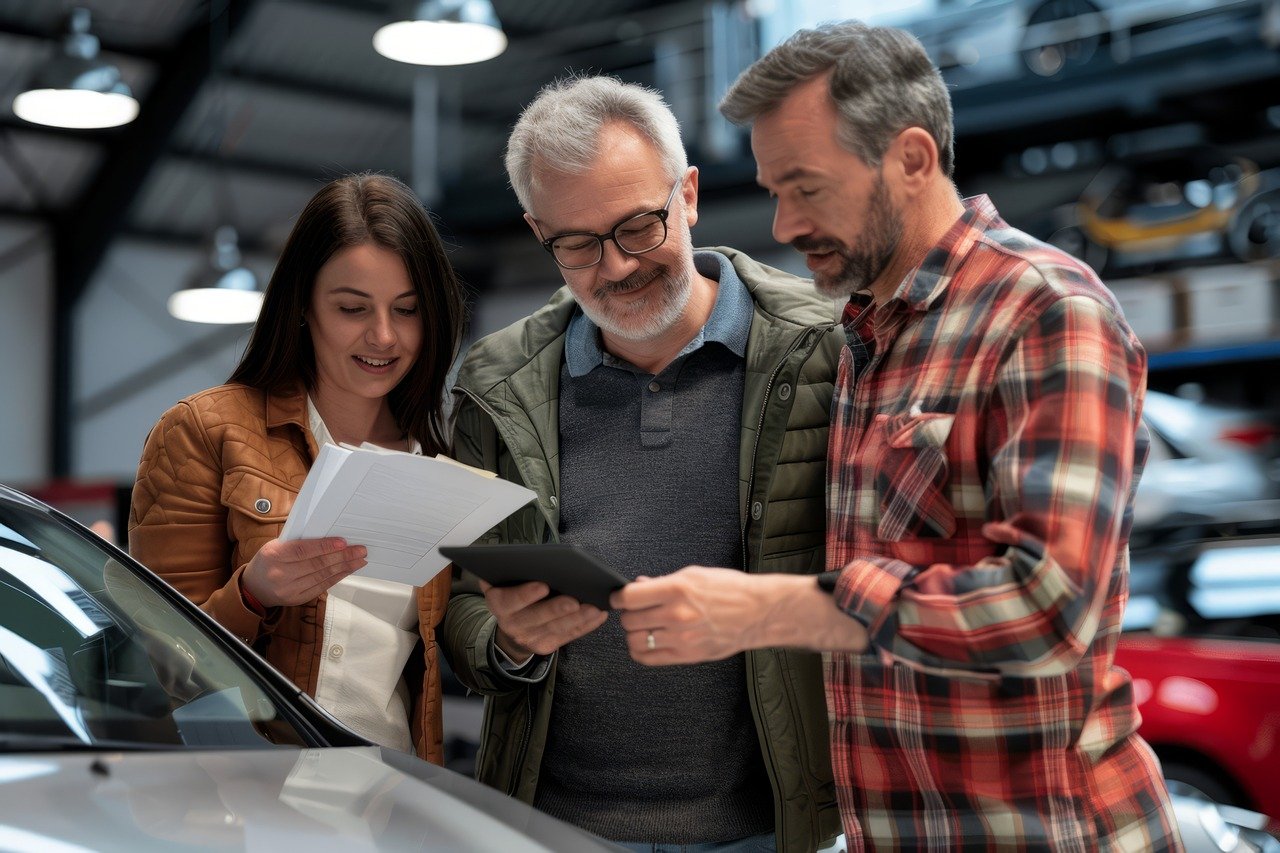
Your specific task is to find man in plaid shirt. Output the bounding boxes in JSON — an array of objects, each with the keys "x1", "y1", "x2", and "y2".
[{"x1": 613, "y1": 20, "x2": 1184, "y2": 852}]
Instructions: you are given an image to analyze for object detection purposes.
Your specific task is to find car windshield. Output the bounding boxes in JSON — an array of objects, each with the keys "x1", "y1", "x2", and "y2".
[{"x1": 0, "y1": 495, "x2": 307, "y2": 751}]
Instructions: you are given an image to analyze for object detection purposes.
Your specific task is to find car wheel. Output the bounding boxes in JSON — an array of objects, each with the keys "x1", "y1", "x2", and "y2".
[
  {"x1": 1229, "y1": 190, "x2": 1280, "y2": 261},
  {"x1": 1163, "y1": 762, "x2": 1244, "y2": 810},
  {"x1": 1022, "y1": 0, "x2": 1103, "y2": 77},
  {"x1": 1049, "y1": 224, "x2": 1108, "y2": 272}
]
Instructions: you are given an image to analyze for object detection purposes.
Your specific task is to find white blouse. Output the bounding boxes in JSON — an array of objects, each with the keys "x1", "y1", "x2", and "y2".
[{"x1": 307, "y1": 399, "x2": 419, "y2": 753}]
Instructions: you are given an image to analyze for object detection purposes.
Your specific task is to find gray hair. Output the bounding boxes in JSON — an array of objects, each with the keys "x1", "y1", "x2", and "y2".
[
  {"x1": 719, "y1": 21, "x2": 954, "y2": 178},
  {"x1": 504, "y1": 75, "x2": 688, "y2": 215}
]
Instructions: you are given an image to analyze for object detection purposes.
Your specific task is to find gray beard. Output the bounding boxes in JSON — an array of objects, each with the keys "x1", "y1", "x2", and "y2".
[{"x1": 581, "y1": 261, "x2": 694, "y2": 342}]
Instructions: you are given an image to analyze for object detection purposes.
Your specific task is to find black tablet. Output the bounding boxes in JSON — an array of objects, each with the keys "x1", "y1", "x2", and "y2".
[{"x1": 439, "y1": 544, "x2": 629, "y2": 610}]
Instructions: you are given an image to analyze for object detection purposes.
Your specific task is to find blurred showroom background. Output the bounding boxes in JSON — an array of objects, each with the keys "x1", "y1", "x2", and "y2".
[{"x1": 1, "y1": 0, "x2": 1279, "y2": 808}]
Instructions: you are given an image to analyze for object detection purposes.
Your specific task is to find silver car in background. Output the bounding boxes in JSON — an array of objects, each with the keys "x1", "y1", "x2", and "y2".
[{"x1": 1135, "y1": 389, "x2": 1280, "y2": 534}]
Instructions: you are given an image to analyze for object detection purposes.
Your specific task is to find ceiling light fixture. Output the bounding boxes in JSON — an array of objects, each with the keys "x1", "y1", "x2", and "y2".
[
  {"x1": 168, "y1": 226, "x2": 263, "y2": 324},
  {"x1": 373, "y1": 0, "x2": 508, "y2": 66},
  {"x1": 12, "y1": 8, "x2": 139, "y2": 130}
]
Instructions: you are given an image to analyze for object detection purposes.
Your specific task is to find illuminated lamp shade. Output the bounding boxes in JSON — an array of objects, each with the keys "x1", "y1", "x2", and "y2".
[
  {"x1": 373, "y1": 0, "x2": 508, "y2": 66},
  {"x1": 168, "y1": 227, "x2": 263, "y2": 325},
  {"x1": 11, "y1": 8, "x2": 139, "y2": 130}
]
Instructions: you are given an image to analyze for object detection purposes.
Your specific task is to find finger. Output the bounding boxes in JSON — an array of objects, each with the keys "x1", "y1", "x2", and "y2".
[
  {"x1": 484, "y1": 581, "x2": 552, "y2": 614},
  {"x1": 613, "y1": 576, "x2": 680, "y2": 610},
  {"x1": 296, "y1": 544, "x2": 366, "y2": 578},
  {"x1": 297, "y1": 554, "x2": 366, "y2": 600},
  {"x1": 508, "y1": 604, "x2": 608, "y2": 655},
  {"x1": 279, "y1": 537, "x2": 350, "y2": 561},
  {"x1": 617, "y1": 606, "x2": 671, "y2": 632},
  {"x1": 495, "y1": 594, "x2": 581, "y2": 636},
  {"x1": 292, "y1": 548, "x2": 366, "y2": 595},
  {"x1": 538, "y1": 604, "x2": 607, "y2": 642}
]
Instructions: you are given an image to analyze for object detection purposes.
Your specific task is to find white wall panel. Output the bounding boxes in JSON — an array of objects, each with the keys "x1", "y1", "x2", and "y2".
[
  {"x1": 0, "y1": 219, "x2": 51, "y2": 487},
  {"x1": 72, "y1": 238, "x2": 274, "y2": 481}
]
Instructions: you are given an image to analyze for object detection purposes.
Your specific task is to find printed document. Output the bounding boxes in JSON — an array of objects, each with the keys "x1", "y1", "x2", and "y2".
[{"x1": 280, "y1": 443, "x2": 536, "y2": 585}]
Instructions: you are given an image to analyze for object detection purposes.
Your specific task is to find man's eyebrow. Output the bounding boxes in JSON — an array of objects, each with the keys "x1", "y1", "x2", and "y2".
[{"x1": 756, "y1": 166, "x2": 823, "y2": 190}]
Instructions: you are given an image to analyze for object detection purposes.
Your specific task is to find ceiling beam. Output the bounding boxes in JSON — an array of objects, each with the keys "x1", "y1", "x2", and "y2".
[
  {"x1": 0, "y1": 20, "x2": 165, "y2": 62},
  {"x1": 49, "y1": 0, "x2": 259, "y2": 477}
]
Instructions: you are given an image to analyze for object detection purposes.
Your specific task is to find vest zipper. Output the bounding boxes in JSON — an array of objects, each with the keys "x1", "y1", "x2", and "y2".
[
  {"x1": 456, "y1": 384, "x2": 544, "y2": 799},
  {"x1": 740, "y1": 321, "x2": 834, "y2": 850},
  {"x1": 740, "y1": 324, "x2": 830, "y2": 568}
]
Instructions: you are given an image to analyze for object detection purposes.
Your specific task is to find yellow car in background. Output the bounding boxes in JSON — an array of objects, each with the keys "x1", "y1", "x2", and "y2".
[{"x1": 1047, "y1": 147, "x2": 1280, "y2": 273}]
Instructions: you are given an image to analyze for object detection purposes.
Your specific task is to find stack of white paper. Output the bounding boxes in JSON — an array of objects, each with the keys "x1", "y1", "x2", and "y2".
[{"x1": 279, "y1": 444, "x2": 536, "y2": 585}]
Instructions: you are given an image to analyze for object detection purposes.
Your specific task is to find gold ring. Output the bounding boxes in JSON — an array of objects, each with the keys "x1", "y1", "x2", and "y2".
[{"x1": 646, "y1": 630, "x2": 656, "y2": 651}]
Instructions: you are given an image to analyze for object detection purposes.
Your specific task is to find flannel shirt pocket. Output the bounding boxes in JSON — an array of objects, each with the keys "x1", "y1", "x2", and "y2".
[{"x1": 874, "y1": 412, "x2": 956, "y2": 541}]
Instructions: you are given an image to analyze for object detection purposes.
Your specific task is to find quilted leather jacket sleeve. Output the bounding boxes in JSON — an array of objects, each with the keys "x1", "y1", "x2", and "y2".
[{"x1": 129, "y1": 401, "x2": 277, "y2": 644}]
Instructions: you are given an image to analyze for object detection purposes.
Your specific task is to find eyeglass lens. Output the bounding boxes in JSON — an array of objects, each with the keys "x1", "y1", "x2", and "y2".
[{"x1": 550, "y1": 212, "x2": 667, "y2": 268}]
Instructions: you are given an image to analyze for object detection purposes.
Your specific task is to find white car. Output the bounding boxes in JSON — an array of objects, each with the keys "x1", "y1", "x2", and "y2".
[{"x1": 1134, "y1": 389, "x2": 1280, "y2": 533}]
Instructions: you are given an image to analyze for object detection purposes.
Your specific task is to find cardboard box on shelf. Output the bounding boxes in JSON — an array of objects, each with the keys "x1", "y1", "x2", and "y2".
[
  {"x1": 1108, "y1": 275, "x2": 1183, "y2": 351},
  {"x1": 1181, "y1": 263, "x2": 1279, "y2": 344}
]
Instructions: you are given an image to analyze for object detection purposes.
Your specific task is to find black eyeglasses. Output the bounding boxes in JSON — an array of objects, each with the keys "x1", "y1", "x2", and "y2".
[{"x1": 537, "y1": 178, "x2": 682, "y2": 270}]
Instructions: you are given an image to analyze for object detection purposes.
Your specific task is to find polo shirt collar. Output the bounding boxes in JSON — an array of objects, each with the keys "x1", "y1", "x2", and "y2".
[{"x1": 564, "y1": 249, "x2": 752, "y2": 377}]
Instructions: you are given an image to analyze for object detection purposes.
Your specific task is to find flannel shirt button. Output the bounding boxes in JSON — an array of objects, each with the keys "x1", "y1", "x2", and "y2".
[
  {"x1": 751, "y1": 501, "x2": 763, "y2": 520},
  {"x1": 328, "y1": 644, "x2": 344, "y2": 660},
  {"x1": 778, "y1": 383, "x2": 792, "y2": 401},
  {"x1": 648, "y1": 381, "x2": 661, "y2": 392}
]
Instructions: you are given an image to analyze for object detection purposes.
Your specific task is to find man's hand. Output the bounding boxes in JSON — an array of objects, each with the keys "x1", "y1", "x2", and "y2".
[
  {"x1": 612, "y1": 567, "x2": 870, "y2": 665},
  {"x1": 611, "y1": 567, "x2": 766, "y2": 664},
  {"x1": 482, "y1": 580, "x2": 608, "y2": 661}
]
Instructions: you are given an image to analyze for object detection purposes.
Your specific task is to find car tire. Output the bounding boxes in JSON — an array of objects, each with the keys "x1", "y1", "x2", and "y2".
[
  {"x1": 1163, "y1": 762, "x2": 1243, "y2": 810},
  {"x1": 1022, "y1": 0, "x2": 1103, "y2": 77},
  {"x1": 1228, "y1": 190, "x2": 1280, "y2": 261}
]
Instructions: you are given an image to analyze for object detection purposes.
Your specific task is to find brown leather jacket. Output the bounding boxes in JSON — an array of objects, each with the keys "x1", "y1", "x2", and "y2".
[{"x1": 128, "y1": 383, "x2": 448, "y2": 764}]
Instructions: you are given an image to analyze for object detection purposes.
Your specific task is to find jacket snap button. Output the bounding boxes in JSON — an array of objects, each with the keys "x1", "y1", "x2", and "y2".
[
  {"x1": 778, "y1": 383, "x2": 792, "y2": 401},
  {"x1": 751, "y1": 501, "x2": 763, "y2": 520},
  {"x1": 254, "y1": 498, "x2": 271, "y2": 514},
  {"x1": 328, "y1": 644, "x2": 344, "y2": 660}
]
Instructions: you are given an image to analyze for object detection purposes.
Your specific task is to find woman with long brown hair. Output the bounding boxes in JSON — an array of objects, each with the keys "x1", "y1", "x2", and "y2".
[{"x1": 130, "y1": 173, "x2": 465, "y2": 762}]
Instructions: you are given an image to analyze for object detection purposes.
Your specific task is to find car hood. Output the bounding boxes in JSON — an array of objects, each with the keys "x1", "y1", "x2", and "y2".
[{"x1": 0, "y1": 746, "x2": 619, "y2": 852}]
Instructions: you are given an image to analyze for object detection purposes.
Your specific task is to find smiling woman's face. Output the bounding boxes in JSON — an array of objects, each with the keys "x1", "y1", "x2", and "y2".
[{"x1": 306, "y1": 242, "x2": 421, "y2": 406}]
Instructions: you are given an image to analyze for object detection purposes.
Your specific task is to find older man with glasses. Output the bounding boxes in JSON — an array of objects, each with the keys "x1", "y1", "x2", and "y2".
[{"x1": 441, "y1": 75, "x2": 844, "y2": 853}]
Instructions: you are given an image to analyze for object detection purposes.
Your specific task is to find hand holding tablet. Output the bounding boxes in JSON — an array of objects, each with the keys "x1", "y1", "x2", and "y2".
[{"x1": 438, "y1": 544, "x2": 629, "y2": 610}]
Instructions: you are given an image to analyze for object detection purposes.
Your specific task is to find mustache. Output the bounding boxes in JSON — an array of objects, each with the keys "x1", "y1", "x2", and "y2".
[
  {"x1": 791, "y1": 236, "x2": 847, "y2": 255},
  {"x1": 596, "y1": 266, "x2": 664, "y2": 296}
]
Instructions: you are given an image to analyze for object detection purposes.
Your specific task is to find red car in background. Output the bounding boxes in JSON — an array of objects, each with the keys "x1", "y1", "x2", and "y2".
[{"x1": 1117, "y1": 526, "x2": 1280, "y2": 833}]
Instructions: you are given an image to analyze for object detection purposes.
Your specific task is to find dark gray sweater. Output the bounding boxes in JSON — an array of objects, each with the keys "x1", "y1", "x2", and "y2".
[{"x1": 531, "y1": 347, "x2": 774, "y2": 844}]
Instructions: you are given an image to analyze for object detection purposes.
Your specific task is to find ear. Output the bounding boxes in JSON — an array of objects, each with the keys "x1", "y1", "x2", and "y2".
[
  {"x1": 886, "y1": 127, "x2": 938, "y2": 198},
  {"x1": 523, "y1": 212, "x2": 545, "y2": 242},
  {"x1": 681, "y1": 166, "x2": 700, "y2": 229}
]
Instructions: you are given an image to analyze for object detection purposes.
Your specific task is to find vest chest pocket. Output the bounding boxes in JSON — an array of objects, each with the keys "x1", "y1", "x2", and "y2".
[
  {"x1": 222, "y1": 470, "x2": 296, "y2": 546},
  {"x1": 872, "y1": 412, "x2": 956, "y2": 541}
]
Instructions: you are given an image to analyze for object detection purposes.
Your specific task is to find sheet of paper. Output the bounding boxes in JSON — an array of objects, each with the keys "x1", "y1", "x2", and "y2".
[
  {"x1": 280, "y1": 443, "x2": 350, "y2": 540},
  {"x1": 280, "y1": 448, "x2": 535, "y2": 585}
]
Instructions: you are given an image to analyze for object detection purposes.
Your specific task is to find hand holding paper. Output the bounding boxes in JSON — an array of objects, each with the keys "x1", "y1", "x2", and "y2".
[
  {"x1": 279, "y1": 444, "x2": 537, "y2": 586},
  {"x1": 242, "y1": 537, "x2": 367, "y2": 608}
]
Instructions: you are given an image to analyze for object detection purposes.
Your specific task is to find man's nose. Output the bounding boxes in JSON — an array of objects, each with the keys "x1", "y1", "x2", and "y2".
[
  {"x1": 596, "y1": 237, "x2": 641, "y2": 281},
  {"x1": 771, "y1": 199, "x2": 812, "y2": 245}
]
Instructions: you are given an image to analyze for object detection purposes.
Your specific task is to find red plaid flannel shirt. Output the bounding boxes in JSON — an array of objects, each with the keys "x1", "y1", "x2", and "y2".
[{"x1": 826, "y1": 196, "x2": 1183, "y2": 851}]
